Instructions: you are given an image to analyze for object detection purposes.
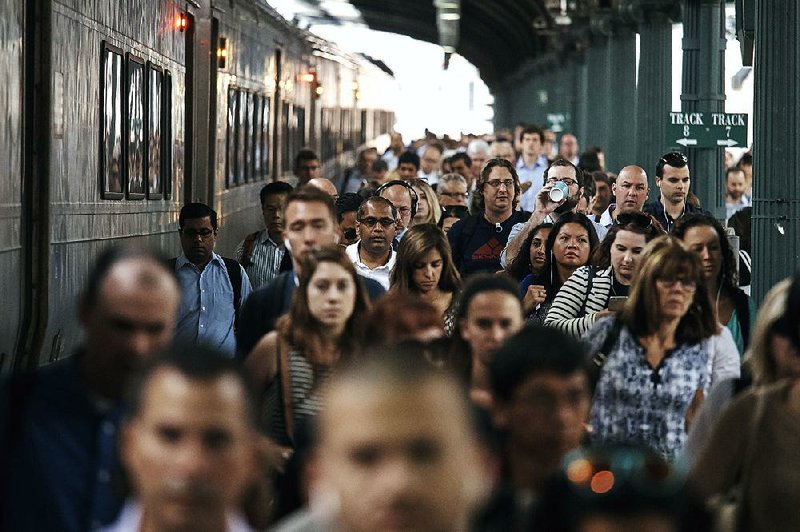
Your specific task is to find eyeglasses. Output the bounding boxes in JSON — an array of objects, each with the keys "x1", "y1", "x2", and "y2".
[
  {"x1": 659, "y1": 152, "x2": 688, "y2": 166},
  {"x1": 616, "y1": 212, "x2": 653, "y2": 229},
  {"x1": 180, "y1": 228, "x2": 215, "y2": 239},
  {"x1": 656, "y1": 276, "x2": 697, "y2": 290},
  {"x1": 439, "y1": 191, "x2": 468, "y2": 199},
  {"x1": 343, "y1": 228, "x2": 357, "y2": 241},
  {"x1": 358, "y1": 217, "x2": 396, "y2": 228},
  {"x1": 547, "y1": 177, "x2": 578, "y2": 187},
  {"x1": 562, "y1": 447, "x2": 685, "y2": 498},
  {"x1": 484, "y1": 179, "x2": 514, "y2": 189}
]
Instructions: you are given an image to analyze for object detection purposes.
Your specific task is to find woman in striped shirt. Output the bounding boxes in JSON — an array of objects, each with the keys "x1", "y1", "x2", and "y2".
[{"x1": 544, "y1": 212, "x2": 664, "y2": 337}]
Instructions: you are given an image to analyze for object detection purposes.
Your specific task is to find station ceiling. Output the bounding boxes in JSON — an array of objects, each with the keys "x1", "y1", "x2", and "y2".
[{"x1": 349, "y1": 0, "x2": 551, "y2": 89}]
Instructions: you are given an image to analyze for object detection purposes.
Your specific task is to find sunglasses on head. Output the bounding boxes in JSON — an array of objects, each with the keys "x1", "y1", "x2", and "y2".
[{"x1": 616, "y1": 212, "x2": 652, "y2": 229}]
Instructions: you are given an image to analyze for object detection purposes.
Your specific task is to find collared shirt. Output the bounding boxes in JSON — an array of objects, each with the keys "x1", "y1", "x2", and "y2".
[
  {"x1": 418, "y1": 169, "x2": 440, "y2": 187},
  {"x1": 174, "y1": 252, "x2": 252, "y2": 357},
  {"x1": 234, "y1": 230, "x2": 285, "y2": 289},
  {"x1": 516, "y1": 156, "x2": 547, "y2": 212},
  {"x1": 101, "y1": 501, "x2": 254, "y2": 532},
  {"x1": 643, "y1": 199, "x2": 705, "y2": 233},
  {"x1": 345, "y1": 242, "x2": 396, "y2": 290},
  {"x1": 726, "y1": 196, "x2": 750, "y2": 221},
  {"x1": 381, "y1": 150, "x2": 399, "y2": 171},
  {"x1": 598, "y1": 203, "x2": 617, "y2": 228},
  {"x1": 1, "y1": 354, "x2": 126, "y2": 531}
]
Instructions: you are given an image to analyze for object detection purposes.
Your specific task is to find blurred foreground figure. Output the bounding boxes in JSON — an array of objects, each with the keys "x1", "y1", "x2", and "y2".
[
  {"x1": 0, "y1": 247, "x2": 180, "y2": 531},
  {"x1": 274, "y1": 354, "x2": 490, "y2": 531},
  {"x1": 104, "y1": 346, "x2": 259, "y2": 532}
]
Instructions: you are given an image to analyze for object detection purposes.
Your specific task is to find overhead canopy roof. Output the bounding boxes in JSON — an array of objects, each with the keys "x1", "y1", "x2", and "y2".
[{"x1": 349, "y1": 0, "x2": 551, "y2": 88}]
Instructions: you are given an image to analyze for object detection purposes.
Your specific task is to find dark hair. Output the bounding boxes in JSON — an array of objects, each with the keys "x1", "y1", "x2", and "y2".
[
  {"x1": 438, "y1": 205, "x2": 469, "y2": 230},
  {"x1": 336, "y1": 192, "x2": 364, "y2": 222},
  {"x1": 83, "y1": 246, "x2": 174, "y2": 306},
  {"x1": 544, "y1": 212, "x2": 600, "y2": 296},
  {"x1": 544, "y1": 158, "x2": 582, "y2": 188},
  {"x1": 450, "y1": 152, "x2": 472, "y2": 168},
  {"x1": 672, "y1": 213, "x2": 738, "y2": 292},
  {"x1": 179, "y1": 202, "x2": 217, "y2": 230},
  {"x1": 519, "y1": 124, "x2": 544, "y2": 144},
  {"x1": 656, "y1": 151, "x2": 688, "y2": 179},
  {"x1": 391, "y1": 223, "x2": 461, "y2": 295},
  {"x1": 284, "y1": 185, "x2": 337, "y2": 224},
  {"x1": 357, "y1": 196, "x2": 397, "y2": 221},
  {"x1": 490, "y1": 325, "x2": 588, "y2": 403},
  {"x1": 363, "y1": 293, "x2": 444, "y2": 349},
  {"x1": 578, "y1": 151, "x2": 601, "y2": 173},
  {"x1": 398, "y1": 151, "x2": 420, "y2": 170},
  {"x1": 259, "y1": 181, "x2": 293, "y2": 205},
  {"x1": 727, "y1": 206, "x2": 752, "y2": 252},
  {"x1": 591, "y1": 212, "x2": 665, "y2": 270},
  {"x1": 294, "y1": 148, "x2": 319, "y2": 172},
  {"x1": 478, "y1": 158, "x2": 521, "y2": 209},
  {"x1": 372, "y1": 159, "x2": 388, "y2": 173},
  {"x1": 738, "y1": 152, "x2": 753, "y2": 168},
  {"x1": 126, "y1": 343, "x2": 257, "y2": 425},
  {"x1": 507, "y1": 223, "x2": 554, "y2": 281},
  {"x1": 449, "y1": 274, "x2": 523, "y2": 382}
]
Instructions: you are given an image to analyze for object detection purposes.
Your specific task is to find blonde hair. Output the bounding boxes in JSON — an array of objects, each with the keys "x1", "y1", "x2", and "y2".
[
  {"x1": 410, "y1": 179, "x2": 442, "y2": 224},
  {"x1": 745, "y1": 278, "x2": 792, "y2": 384}
]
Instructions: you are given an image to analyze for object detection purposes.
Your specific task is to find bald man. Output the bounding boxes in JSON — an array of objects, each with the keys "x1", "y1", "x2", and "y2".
[
  {"x1": 308, "y1": 177, "x2": 339, "y2": 201},
  {"x1": 1, "y1": 247, "x2": 181, "y2": 531},
  {"x1": 597, "y1": 165, "x2": 650, "y2": 228}
]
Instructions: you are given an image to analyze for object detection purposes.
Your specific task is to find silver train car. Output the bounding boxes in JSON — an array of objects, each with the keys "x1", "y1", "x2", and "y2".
[{"x1": 1, "y1": 0, "x2": 396, "y2": 371}]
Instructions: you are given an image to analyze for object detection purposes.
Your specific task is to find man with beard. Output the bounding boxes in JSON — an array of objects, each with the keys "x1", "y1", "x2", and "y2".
[
  {"x1": 173, "y1": 203, "x2": 253, "y2": 357},
  {"x1": 345, "y1": 197, "x2": 397, "y2": 290},
  {"x1": 724, "y1": 167, "x2": 750, "y2": 220},
  {"x1": 643, "y1": 151, "x2": 704, "y2": 232},
  {"x1": 502, "y1": 159, "x2": 607, "y2": 268},
  {"x1": 448, "y1": 158, "x2": 529, "y2": 275},
  {"x1": 235, "y1": 182, "x2": 294, "y2": 289},
  {"x1": 106, "y1": 346, "x2": 259, "y2": 532}
]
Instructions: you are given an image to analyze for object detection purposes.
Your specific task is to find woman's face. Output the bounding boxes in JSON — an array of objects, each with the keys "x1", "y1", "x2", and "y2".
[
  {"x1": 610, "y1": 230, "x2": 647, "y2": 284},
  {"x1": 441, "y1": 216, "x2": 459, "y2": 234},
  {"x1": 552, "y1": 223, "x2": 591, "y2": 269},
  {"x1": 528, "y1": 227, "x2": 552, "y2": 274},
  {"x1": 412, "y1": 186, "x2": 429, "y2": 223},
  {"x1": 682, "y1": 225, "x2": 722, "y2": 283},
  {"x1": 654, "y1": 272, "x2": 697, "y2": 322},
  {"x1": 307, "y1": 261, "x2": 356, "y2": 330},
  {"x1": 411, "y1": 248, "x2": 444, "y2": 294}
]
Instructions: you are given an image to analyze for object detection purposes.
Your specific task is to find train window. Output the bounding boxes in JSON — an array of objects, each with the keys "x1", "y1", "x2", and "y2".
[
  {"x1": 252, "y1": 94, "x2": 261, "y2": 176},
  {"x1": 321, "y1": 108, "x2": 333, "y2": 163},
  {"x1": 100, "y1": 42, "x2": 124, "y2": 199},
  {"x1": 281, "y1": 102, "x2": 291, "y2": 174},
  {"x1": 226, "y1": 88, "x2": 238, "y2": 188},
  {"x1": 162, "y1": 71, "x2": 172, "y2": 199},
  {"x1": 341, "y1": 109, "x2": 351, "y2": 152},
  {"x1": 146, "y1": 63, "x2": 163, "y2": 199},
  {"x1": 127, "y1": 54, "x2": 146, "y2": 199},
  {"x1": 359, "y1": 110, "x2": 367, "y2": 146},
  {"x1": 261, "y1": 96, "x2": 270, "y2": 177},
  {"x1": 294, "y1": 106, "x2": 306, "y2": 154},
  {"x1": 237, "y1": 91, "x2": 248, "y2": 184}
]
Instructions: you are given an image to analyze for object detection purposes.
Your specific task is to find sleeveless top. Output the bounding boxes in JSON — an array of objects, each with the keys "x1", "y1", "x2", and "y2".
[{"x1": 260, "y1": 345, "x2": 332, "y2": 447}]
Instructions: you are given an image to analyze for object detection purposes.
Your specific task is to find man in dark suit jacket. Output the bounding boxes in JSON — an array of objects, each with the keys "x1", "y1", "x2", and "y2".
[{"x1": 237, "y1": 186, "x2": 385, "y2": 359}]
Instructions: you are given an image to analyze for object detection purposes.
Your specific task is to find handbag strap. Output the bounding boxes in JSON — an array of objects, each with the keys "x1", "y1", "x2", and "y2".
[{"x1": 278, "y1": 336, "x2": 295, "y2": 443}]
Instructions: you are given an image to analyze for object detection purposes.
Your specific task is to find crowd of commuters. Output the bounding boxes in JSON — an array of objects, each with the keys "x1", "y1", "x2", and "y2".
[{"x1": 1, "y1": 126, "x2": 795, "y2": 532}]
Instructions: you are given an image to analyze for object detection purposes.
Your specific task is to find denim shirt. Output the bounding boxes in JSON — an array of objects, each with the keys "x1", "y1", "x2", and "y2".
[{"x1": 174, "y1": 252, "x2": 252, "y2": 356}]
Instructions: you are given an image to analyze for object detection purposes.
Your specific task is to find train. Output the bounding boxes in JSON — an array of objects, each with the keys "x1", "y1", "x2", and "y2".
[{"x1": 1, "y1": 0, "x2": 397, "y2": 371}]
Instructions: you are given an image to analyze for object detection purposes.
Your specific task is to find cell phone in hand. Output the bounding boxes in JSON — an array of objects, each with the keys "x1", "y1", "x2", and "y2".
[{"x1": 607, "y1": 296, "x2": 628, "y2": 311}]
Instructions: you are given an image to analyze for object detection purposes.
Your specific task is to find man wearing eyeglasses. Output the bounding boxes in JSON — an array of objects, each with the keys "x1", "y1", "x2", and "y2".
[
  {"x1": 437, "y1": 173, "x2": 469, "y2": 208},
  {"x1": 597, "y1": 165, "x2": 650, "y2": 228},
  {"x1": 173, "y1": 202, "x2": 253, "y2": 357},
  {"x1": 345, "y1": 197, "x2": 397, "y2": 290},
  {"x1": 501, "y1": 159, "x2": 607, "y2": 268},
  {"x1": 643, "y1": 152, "x2": 704, "y2": 232},
  {"x1": 448, "y1": 158, "x2": 529, "y2": 275}
]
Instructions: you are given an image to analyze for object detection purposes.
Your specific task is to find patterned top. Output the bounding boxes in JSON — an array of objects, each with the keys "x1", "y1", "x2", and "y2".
[
  {"x1": 545, "y1": 266, "x2": 615, "y2": 337},
  {"x1": 583, "y1": 316, "x2": 712, "y2": 460},
  {"x1": 260, "y1": 345, "x2": 332, "y2": 447},
  {"x1": 234, "y1": 230, "x2": 285, "y2": 289}
]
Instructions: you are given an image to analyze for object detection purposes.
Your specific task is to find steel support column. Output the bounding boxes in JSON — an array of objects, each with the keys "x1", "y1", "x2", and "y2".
[
  {"x1": 680, "y1": 0, "x2": 726, "y2": 218},
  {"x1": 585, "y1": 39, "x2": 610, "y2": 150},
  {"x1": 606, "y1": 30, "x2": 637, "y2": 174},
  {"x1": 635, "y1": 9, "x2": 672, "y2": 188},
  {"x1": 752, "y1": 1, "x2": 800, "y2": 301}
]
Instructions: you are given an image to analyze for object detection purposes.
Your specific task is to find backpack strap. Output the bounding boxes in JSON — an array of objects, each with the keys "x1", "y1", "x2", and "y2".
[
  {"x1": 588, "y1": 317, "x2": 622, "y2": 393},
  {"x1": 239, "y1": 231, "x2": 260, "y2": 267},
  {"x1": 222, "y1": 257, "x2": 243, "y2": 330},
  {"x1": 577, "y1": 266, "x2": 595, "y2": 318},
  {"x1": 278, "y1": 337, "x2": 295, "y2": 443}
]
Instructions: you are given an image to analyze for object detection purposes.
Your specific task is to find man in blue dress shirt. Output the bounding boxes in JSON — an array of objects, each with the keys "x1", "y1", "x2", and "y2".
[
  {"x1": 0, "y1": 247, "x2": 181, "y2": 531},
  {"x1": 173, "y1": 203, "x2": 253, "y2": 357}
]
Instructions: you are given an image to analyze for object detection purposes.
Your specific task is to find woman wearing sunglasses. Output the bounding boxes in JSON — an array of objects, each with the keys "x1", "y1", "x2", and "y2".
[
  {"x1": 583, "y1": 237, "x2": 720, "y2": 460},
  {"x1": 544, "y1": 212, "x2": 664, "y2": 337},
  {"x1": 245, "y1": 245, "x2": 370, "y2": 447},
  {"x1": 390, "y1": 223, "x2": 462, "y2": 334},
  {"x1": 673, "y1": 213, "x2": 757, "y2": 355},
  {"x1": 520, "y1": 212, "x2": 600, "y2": 325}
]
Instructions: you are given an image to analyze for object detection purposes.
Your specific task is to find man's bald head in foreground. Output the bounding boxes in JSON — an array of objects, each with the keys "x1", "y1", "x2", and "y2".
[
  {"x1": 613, "y1": 165, "x2": 650, "y2": 214},
  {"x1": 308, "y1": 177, "x2": 339, "y2": 200}
]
